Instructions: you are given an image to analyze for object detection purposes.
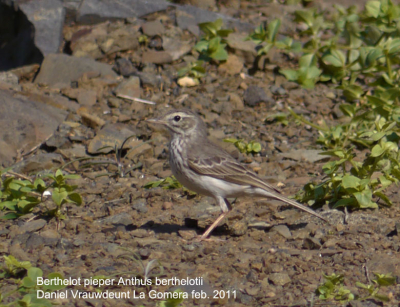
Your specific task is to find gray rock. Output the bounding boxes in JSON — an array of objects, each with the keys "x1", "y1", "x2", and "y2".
[
  {"x1": 25, "y1": 233, "x2": 59, "y2": 249},
  {"x1": 176, "y1": 10, "x2": 199, "y2": 36},
  {"x1": 162, "y1": 37, "x2": 192, "y2": 61},
  {"x1": 114, "y1": 58, "x2": 137, "y2": 77},
  {"x1": 96, "y1": 213, "x2": 133, "y2": 226},
  {"x1": 11, "y1": 153, "x2": 64, "y2": 174},
  {"x1": 19, "y1": 0, "x2": 65, "y2": 56},
  {"x1": 0, "y1": 1, "x2": 40, "y2": 70},
  {"x1": 132, "y1": 199, "x2": 148, "y2": 213},
  {"x1": 0, "y1": 71, "x2": 19, "y2": 85},
  {"x1": 137, "y1": 72, "x2": 163, "y2": 89},
  {"x1": 20, "y1": 219, "x2": 47, "y2": 233},
  {"x1": 303, "y1": 237, "x2": 322, "y2": 250},
  {"x1": 77, "y1": 0, "x2": 170, "y2": 23},
  {"x1": 34, "y1": 54, "x2": 117, "y2": 86},
  {"x1": 226, "y1": 33, "x2": 257, "y2": 65},
  {"x1": 114, "y1": 76, "x2": 141, "y2": 99},
  {"x1": 87, "y1": 123, "x2": 137, "y2": 154},
  {"x1": 270, "y1": 225, "x2": 292, "y2": 239},
  {"x1": 76, "y1": 0, "x2": 252, "y2": 32},
  {"x1": 142, "y1": 20, "x2": 165, "y2": 36},
  {"x1": 269, "y1": 273, "x2": 291, "y2": 286},
  {"x1": 243, "y1": 86, "x2": 274, "y2": 107},
  {"x1": 0, "y1": 89, "x2": 67, "y2": 166},
  {"x1": 142, "y1": 50, "x2": 173, "y2": 64},
  {"x1": 270, "y1": 85, "x2": 286, "y2": 95}
]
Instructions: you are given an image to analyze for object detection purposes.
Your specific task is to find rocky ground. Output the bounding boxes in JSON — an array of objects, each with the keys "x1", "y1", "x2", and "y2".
[{"x1": 0, "y1": 0, "x2": 400, "y2": 306}]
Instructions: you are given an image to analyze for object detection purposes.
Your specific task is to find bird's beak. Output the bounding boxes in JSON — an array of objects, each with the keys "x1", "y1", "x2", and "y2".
[{"x1": 146, "y1": 117, "x2": 166, "y2": 125}]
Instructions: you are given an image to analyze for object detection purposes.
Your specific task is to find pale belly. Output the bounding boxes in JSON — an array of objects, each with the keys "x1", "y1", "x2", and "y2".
[{"x1": 172, "y1": 165, "x2": 250, "y2": 199}]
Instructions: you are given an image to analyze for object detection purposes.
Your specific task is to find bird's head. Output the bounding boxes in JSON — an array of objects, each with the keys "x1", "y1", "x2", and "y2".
[{"x1": 147, "y1": 109, "x2": 207, "y2": 138}]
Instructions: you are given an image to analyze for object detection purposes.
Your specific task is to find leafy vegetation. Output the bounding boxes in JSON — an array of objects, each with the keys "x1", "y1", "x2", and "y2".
[
  {"x1": 247, "y1": 0, "x2": 400, "y2": 88},
  {"x1": 246, "y1": 0, "x2": 400, "y2": 210},
  {"x1": 316, "y1": 272, "x2": 396, "y2": 303},
  {"x1": 0, "y1": 169, "x2": 82, "y2": 220},
  {"x1": 0, "y1": 256, "x2": 66, "y2": 307},
  {"x1": 194, "y1": 18, "x2": 233, "y2": 62},
  {"x1": 177, "y1": 60, "x2": 206, "y2": 83},
  {"x1": 224, "y1": 138, "x2": 262, "y2": 155}
]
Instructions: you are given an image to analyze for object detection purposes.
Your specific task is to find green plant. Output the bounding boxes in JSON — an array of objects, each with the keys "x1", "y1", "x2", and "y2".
[
  {"x1": 0, "y1": 256, "x2": 66, "y2": 307},
  {"x1": 45, "y1": 169, "x2": 82, "y2": 219},
  {"x1": 356, "y1": 273, "x2": 396, "y2": 302},
  {"x1": 194, "y1": 18, "x2": 233, "y2": 62},
  {"x1": 223, "y1": 138, "x2": 262, "y2": 155},
  {"x1": 157, "y1": 289, "x2": 185, "y2": 307},
  {"x1": 265, "y1": 112, "x2": 289, "y2": 126},
  {"x1": 0, "y1": 256, "x2": 31, "y2": 279},
  {"x1": 316, "y1": 273, "x2": 355, "y2": 302},
  {"x1": 247, "y1": 0, "x2": 400, "y2": 88},
  {"x1": 291, "y1": 106, "x2": 400, "y2": 209},
  {"x1": 0, "y1": 169, "x2": 82, "y2": 220},
  {"x1": 177, "y1": 60, "x2": 206, "y2": 82},
  {"x1": 138, "y1": 34, "x2": 149, "y2": 45},
  {"x1": 316, "y1": 272, "x2": 396, "y2": 303},
  {"x1": 246, "y1": 19, "x2": 301, "y2": 56}
]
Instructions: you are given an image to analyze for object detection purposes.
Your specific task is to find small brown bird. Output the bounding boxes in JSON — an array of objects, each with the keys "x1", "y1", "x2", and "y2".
[{"x1": 148, "y1": 109, "x2": 327, "y2": 239}]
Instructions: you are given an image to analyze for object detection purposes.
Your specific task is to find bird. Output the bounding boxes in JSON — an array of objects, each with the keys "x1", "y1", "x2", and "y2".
[{"x1": 147, "y1": 109, "x2": 327, "y2": 240}]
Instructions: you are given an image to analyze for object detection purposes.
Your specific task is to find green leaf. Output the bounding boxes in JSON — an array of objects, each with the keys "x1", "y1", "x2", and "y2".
[
  {"x1": 33, "y1": 178, "x2": 46, "y2": 192},
  {"x1": 371, "y1": 144, "x2": 384, "y2": 157},
  {"x1": 373, "y1": 273, "x2": 396, "y2": 286},
  {"x1": 22, "y1": 276, "x2": 36, "y2": 288},
  {"x1": 258, "y1": 43, "x2": 273, "y2": 55},
  {"x1": 267, "y1": 19, "x2": 281, "y2": 42},
  {"x1": 354, "y1": 189, "x2": 377, "y2": 208},
  {"x1": 342, "y1": 85, "x2": 364, "y2": 101},
  {"x1": 52, "y1": 188, "x2": 68, "y2": 207},
  {"x1": 299, "y1": 53, "x2": 317, "y2": 67},
  {"x1": 44, "y1": 272, "x2": 66, "y2": 290},
  {"x1": 365, "y1": 1, "x2": 381, "y2": 18},
  {"x1": 280, "y1": 69, "x2": 298, "y2": 81},
  {"x1": 342, "y1": 175, "x2": 360, "y2": 189},
  {"x1": 55, "y1": 169, "x2": 63, "y2": 178},
  {"x1": 371, "y1": 131, "x2": 386, "y2": 141},
  {"x1": 323, "y1": 49, "x2": 346, "y2": 67},
  {"x1": 0, "y1": 212, "x2": 19, "y2": 219},
  {"x1": 1, "y1": 200, "x2": 18, "y2": 210},
  {"x1": 28, "y1": 267, "x2": 43, "y2": 280},
  {"x1": 333, "y1": 198, "x2": 357, "y2": 208},
  {"x1": 252, "y1": 142, "x2": 262, "y2": 153},
  {"x1": 339, "y1": 104, "x2": 356, "y2": 117},
  {"x1": 68, "y1": 193, "x2": 82, "y2": 206},
  {"x1": 208, "y1": 36, "x2": 221, "y2": 52},
  {"x1": 64, "y1": 174, "x2": 81, "y2": 180},
  {"x1": 158, "y1": 289, "x2": 185, "y2": 307},
  {"x1": 374, "y1": 191, "x2": 392, "y2": 206},
  {"x1": 194, "y1": 40, "x2": 209, "y2": 52},
  {"x1": 210, "y1": 44, "x2": 228, "y2": 61},
  {"x1": 216, "y1": 29, "x2": 233, "y2": 38}
]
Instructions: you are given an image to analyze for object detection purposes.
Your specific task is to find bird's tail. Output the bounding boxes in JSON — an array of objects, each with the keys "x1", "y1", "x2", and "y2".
[{"x1": 258, "y1": 188, "x2": 328, "y2": 223}]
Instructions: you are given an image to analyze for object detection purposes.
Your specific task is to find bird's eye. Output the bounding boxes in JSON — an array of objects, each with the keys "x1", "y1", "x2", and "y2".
[{"x1": 173, "y1": 115, "x2": 181, "y2": 122}]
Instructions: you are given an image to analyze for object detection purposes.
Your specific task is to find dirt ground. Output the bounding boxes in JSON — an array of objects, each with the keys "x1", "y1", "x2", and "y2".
[{"x1": 1, "y1": 0, "x2": 400, "y2": 306}]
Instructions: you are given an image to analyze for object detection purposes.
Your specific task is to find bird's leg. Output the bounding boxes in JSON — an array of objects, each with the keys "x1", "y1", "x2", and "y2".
[{"x1": 200, "y1": 198, "x2": 232, "y2": 240}]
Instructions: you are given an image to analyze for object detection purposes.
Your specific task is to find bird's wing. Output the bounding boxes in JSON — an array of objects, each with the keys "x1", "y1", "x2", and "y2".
[
  {"x1": 187, "y1": 142, "x2": 328, "y2": 223},
  {"x1": 188, "y1": 151, "x2": 282, "y2": 195}
]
